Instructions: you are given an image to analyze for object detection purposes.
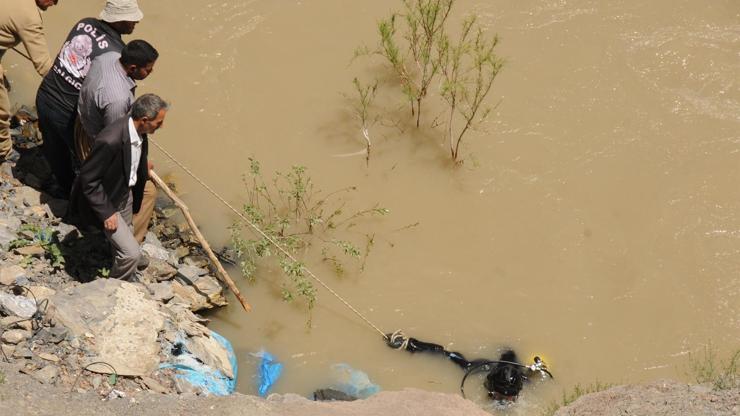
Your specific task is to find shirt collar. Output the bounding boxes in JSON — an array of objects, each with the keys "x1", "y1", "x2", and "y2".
[
  {"x1": 115, "y1": 60, "x2": 137, "y2": 90},
  {"x1": 128, "y1": 117, "x2": 142, "y2": 146}
]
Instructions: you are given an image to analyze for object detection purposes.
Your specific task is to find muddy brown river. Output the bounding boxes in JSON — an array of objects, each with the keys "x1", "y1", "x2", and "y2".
[{"x1": 6, "y1": 0, "x2": 739, "y2": 412}]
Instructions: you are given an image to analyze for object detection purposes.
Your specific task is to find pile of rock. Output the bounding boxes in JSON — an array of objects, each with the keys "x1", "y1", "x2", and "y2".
[{"x1": 0, "y1": 118, "x2": 236, "y2": 398}]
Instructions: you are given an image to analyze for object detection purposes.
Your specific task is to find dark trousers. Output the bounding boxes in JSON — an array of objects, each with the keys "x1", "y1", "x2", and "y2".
[{"x1": 36, "y1": 90, "x2": 78, "y2": 197}]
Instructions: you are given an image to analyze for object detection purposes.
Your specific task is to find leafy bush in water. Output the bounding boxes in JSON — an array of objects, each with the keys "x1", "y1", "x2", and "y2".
[
  {"x1": 230, "y1": 159, "x2": 388, "y2": 319},
  {"x1": 353, "y1": 0, "x2": 504, "y2": 162}
]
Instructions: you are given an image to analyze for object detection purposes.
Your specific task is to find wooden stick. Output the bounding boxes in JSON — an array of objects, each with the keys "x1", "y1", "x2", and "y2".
[{"x1": 149, "y1": 170, "x2": 252, "y2": 312}]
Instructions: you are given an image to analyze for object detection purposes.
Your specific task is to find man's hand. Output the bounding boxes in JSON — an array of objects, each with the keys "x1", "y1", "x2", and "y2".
[
  {"x1": 147, "y1": 160, "x2": 154, "y2": 173},
  {"x1": 104, "y1": 213, "x2": 118, "y2": 232}
]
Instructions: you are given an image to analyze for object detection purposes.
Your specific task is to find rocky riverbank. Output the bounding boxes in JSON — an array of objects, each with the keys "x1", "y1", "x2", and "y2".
[{"x1": 1, "y1": 109, "x2": 233, "y2": 397}]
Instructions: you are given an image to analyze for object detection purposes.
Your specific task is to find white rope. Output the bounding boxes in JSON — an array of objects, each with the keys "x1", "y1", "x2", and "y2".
[{"x1": 150, "y1": 139, "x2": 389, "y2": 340}]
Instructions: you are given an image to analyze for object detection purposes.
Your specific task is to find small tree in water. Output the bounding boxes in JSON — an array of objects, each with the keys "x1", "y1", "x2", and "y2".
[
  {"x1": 438, "y1": 16, "x2": 504, "y2": 160},
  {"x1": 353, "y1": 0, "x2": 503, "y2": 163},
  {"x1": 230, "y1": 159, "x2": 389, "y2": 322}
]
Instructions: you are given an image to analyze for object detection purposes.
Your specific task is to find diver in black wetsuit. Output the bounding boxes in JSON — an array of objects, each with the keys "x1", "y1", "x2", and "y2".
[{"x1": 387, "y1": 332, "x2": 551, "y2": 402}]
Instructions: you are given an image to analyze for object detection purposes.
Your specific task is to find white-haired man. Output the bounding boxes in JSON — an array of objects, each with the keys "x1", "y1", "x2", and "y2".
[{"x1": 70, "y1": 94, "x2": 168, "y2": 282}]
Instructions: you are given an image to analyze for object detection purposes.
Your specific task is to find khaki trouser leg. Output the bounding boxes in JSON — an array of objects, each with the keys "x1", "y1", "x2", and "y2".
[
  {"x1": 133, "y1": 179, "x2": 157, "y2": 243},
  {"x1": 0, "y1": 65, "x2": 12, "y2": 158},
  {"x1": 74, "y1": 115, "x2": 94, "y2": 162}
]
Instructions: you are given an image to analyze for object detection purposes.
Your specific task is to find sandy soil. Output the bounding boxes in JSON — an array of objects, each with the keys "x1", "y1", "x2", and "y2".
[
  {"x1": 2, "y1": 362, "x2": 738, "y2": 416},
  {"x1": 553, "y1": 380, "x2": 739, "y2": 416}
]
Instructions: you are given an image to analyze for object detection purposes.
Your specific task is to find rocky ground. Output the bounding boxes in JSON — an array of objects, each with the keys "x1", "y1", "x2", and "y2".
[
  {"x1": 1, "y1": 110, "x2": 738, "y2": 415},
  {"x1": 552, "y1": 380, "x2": 739, "y2": 416},
  {"x1": 1, "y1": 109, "x2": 234, "y2": 397}
]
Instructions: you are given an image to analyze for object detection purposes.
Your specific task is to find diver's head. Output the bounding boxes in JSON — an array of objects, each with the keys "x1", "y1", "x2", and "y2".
[{"x1": 484, "y1": 350, "x2": 524, "y2": 402}]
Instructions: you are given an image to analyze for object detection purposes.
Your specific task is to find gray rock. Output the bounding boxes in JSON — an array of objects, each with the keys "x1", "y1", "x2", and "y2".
[
  {"x1": 19, "y1": 230, "x2": 36, "y2": 240},
  {"x1": 26, "y1": 285, "x2": 56, "y2": 302},
  {"x1": 35, "y1": 326, "x2": 68, "y2": 344},
  {"x1": 0, "y1": 161, "x2": 13, "y2": 178},
  {"x1": 174, "y1": 246, "x2": 190, "y2": 260},
  {"x1": 176, "y1": 265, "x2": 208, "y2": 284},
  {"x1": 0, "y1": 215, "x2": 21, "y2": 247},
  {"x1": 160, "y1": 207, "x2": 178, "y2": 219},
  {"x1": 0, "y1": 316, "x2": 33, "y2": 331},
  {"x1": 49, "y1": 279, "x2": 165, "y2": 376},
  {"x1": 144, "y1": 232, "x2": 163, "y2": 247},
  {"x1": 170, "y1": 276, "x2": 227, "y2": 312},
  {"x1": 167, "y1": 252, "x2": 181, "y2": 267},
  {"x1": 147, "y1": 282, "x2": 174, "y2": 302},
  {"x1": 186, "y1": 332, "x2": 234, "y2": 379},
  {"x1": 14, "y1": 276, "x2": 31, "y2": 286},
  {"x1": 64, "y1": 352, "x2": 79, "y2": 368},
  {"x1": 183, "y1": 256, "x2": 209, "y2": 268},
  {"x1": 32, "y1": 365, "x2": 60, "y2": 384},
  {"x1": 1, "y1": 329, "x2": 32, "y2": 344},
  {"x1": 0, "y1": 264, "x2": 26, "y2": 285},
  {"x1": 141, "y1": 243, "x2": 170, "y2": 262},
  {"x1": 55, "y1": 222, "x2": 79, "y2": 242},
  {"x1": 37, "y1": 352, "x2": 61, "y2": 362},
  {"x1": 13, "y1": 346, "x2": 33, "y2": 358},
  {"x1": 0, "y1": 291, "x2": 37, "y2": 318},
  {"x1": 146, "y1": 259, "x2": 177, "y2": 281},
  {"x1": 174, "y1": 377, "x2": 202, "y2": 395},
  {"x1": 11, "y1": 186, "x2": 41, "y2": 207},
  {"x1": 0, "y1": 343, "x2": 15, "y2": 357},
  {"x1": 0, "y1": 227, "x2": 16, "y2": 248},
  {"x1": 69, "y1": 337, "x2": 81, "y2": 349},
  {"x1": 14, "y1": 245, "x2": 45, "y2": 257},
  {"x1": 140, "y1": 376, "x2": 170, "y2": 394}
]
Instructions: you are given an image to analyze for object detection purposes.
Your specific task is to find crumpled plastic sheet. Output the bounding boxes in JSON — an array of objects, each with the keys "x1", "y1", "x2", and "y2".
[
  {"x1": 159, "y1": 330, "x2": 238, "y2": 396},
  {"x1": 330, "y1": 363, "x2": 380, "y2": 399},
  {"x1": 251, "y1": 349, "x2": 283, "y2": 397}
]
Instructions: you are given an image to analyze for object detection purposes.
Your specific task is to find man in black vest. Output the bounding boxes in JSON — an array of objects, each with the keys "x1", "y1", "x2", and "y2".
[
  {"x1": 70, "y1": 93, "x2": 167, "y2": 282},
  {"x1": 36, "y1": 0, "x2": 143, "y2": 194}
]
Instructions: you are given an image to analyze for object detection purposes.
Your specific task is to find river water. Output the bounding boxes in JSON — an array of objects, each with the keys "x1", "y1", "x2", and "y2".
[{"x1": 7, "y1": 0, "x2": 739, "y2": 412}]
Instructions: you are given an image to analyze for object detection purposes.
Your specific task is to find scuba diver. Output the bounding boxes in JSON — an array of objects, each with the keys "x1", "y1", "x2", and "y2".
[{"x1": 386, "y1": 330, "x2": 552, "y2": 402}]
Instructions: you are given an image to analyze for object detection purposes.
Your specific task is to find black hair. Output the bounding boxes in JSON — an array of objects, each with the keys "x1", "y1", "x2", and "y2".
[{"x1": 120, "y1": 39, "x2": 159, "y2": 67}]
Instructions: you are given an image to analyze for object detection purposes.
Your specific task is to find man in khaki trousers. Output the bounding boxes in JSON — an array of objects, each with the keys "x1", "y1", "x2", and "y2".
[{"x1": 0, "y1": 0, "x2": 58, "y2": 162}]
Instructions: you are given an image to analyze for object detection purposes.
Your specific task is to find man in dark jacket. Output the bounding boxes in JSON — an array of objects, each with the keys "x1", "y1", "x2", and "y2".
[
  {"x1": 70, "y1": 93, "x2": 167, "y2": 282},
  {"x1": 36, "y1": 0, "x2": 143, "y2": 194}
]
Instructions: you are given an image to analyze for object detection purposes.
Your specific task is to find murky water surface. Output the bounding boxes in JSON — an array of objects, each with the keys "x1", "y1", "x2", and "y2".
[{"x1": 8, "y1": 0, "x2": 739, "y2": 411}]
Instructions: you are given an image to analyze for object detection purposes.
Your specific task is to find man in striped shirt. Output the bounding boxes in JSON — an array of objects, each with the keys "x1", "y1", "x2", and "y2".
[{"x1": 77, "y1": 39, "x2": 156, "y2": 141}]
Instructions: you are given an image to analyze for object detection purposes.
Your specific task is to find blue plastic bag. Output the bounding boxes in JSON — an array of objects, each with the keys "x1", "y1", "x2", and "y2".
[
  {"x1": 330, "y1": 363, "x2": 380, "y2": 398},
  {"x1": 252, "y1": 349, "x2": 283, "y2": 396},
  {"x1": 160, "y1": 330, "x2": 238, "y2": 396}
]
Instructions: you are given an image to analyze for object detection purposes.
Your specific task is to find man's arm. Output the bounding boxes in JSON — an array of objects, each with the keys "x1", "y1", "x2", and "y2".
[
  {"x1": 102, "y1": 99, "x2": 132, "y2": 130},
  {"x1": 16, "y1": 9, "x2": 52, "y2": 76},
  {"x1": 78, "y1": 136, "x2": 117, "y2": 226}
]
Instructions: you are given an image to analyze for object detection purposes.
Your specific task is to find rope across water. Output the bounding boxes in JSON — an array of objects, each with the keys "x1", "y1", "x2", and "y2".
[{"x1": 150, "y1": 139, "x2": 389, "y2": 340}]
